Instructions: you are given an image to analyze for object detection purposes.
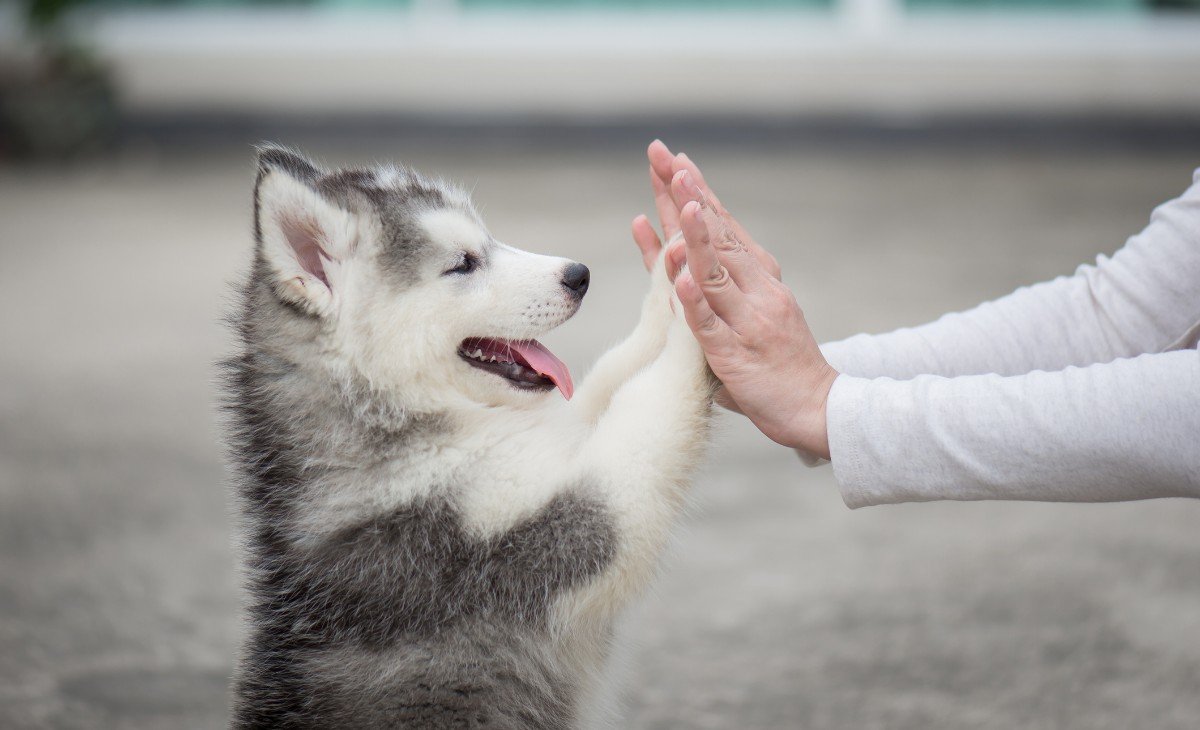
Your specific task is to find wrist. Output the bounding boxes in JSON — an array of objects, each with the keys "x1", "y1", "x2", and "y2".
[{"x1": 786, "y1": 365, "x2": 838, "y2": 459}]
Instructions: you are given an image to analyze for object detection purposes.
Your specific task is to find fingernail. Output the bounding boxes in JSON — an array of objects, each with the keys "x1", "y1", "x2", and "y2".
[{"x1": 681, "y1": 170, "x2": 702, "y2": 198}]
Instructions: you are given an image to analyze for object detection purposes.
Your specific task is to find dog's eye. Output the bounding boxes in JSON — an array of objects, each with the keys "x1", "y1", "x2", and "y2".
[{"x1": 444, "y1": 252, "x2": 479, "y2": 276}]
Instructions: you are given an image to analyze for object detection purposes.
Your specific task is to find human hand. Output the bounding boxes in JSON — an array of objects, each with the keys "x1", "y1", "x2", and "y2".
[
  {"x1": 641, "y1": 149, "x2": 838, "y2": 458},
  {"x1": 631, "y1": 141, "x2": 786, "y2": 415},
  {"x1": 631, "y1": 140, "x2": 780, "y2": 279}
]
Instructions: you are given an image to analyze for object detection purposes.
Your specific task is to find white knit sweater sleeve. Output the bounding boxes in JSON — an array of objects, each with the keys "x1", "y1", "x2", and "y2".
[
  {"x1": 816, "y1": 169, "x2": 1200, "y2": 507},
  {"x1": 829, "y1": 351, "x2": 1200, "y2": 508}
]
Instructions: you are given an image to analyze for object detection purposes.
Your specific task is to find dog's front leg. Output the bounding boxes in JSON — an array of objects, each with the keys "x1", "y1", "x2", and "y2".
[
  {"x1": 567, "y1": 304, "x2": 716, "y2": 620},
  {"x1": 571, "y1": 250, "x2": 676, "y2": 422}
]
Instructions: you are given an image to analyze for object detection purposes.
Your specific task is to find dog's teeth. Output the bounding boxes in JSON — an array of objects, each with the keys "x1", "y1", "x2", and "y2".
[{"x1": 473, "y1": 349, "x2": 484, "y2": 359}]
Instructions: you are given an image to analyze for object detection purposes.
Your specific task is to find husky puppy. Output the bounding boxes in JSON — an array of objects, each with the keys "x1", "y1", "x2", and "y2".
[{"x1": 223, "y1": 145, "x2": 715, "y2": 729}]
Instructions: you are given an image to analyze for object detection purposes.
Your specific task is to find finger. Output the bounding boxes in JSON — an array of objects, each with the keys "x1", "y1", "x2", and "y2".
[
  {"x1": 674, "y1": 172, "x2": 767, "y2": 293},
  {"x1": 667, "y1": 164, "x2": 699, "y2": 213},
  {"x1": 648, "y1": 141, "x2": 681, "y2": 238},
  {"x1": 675, "y1": 270, "x2": 738, "y2": 355},
  {"x1": 755, "y1": 245, "x2": 783, "y2": 281},
  {"x1": 671, "y1": 152, "x2": 723, "y2": 212},
  {"x1": 648, "y1": 139, "x2": 675, "y2": 186},
  {"x1": 650, "y1": 164, "x2": 681, "y2": 240},
  {"x1": 671, "y1": 153, "x2": 782, "y2": 280},
  {"x1": 679, "y1": 199, "x2": 753, "y2": 327},
  {"x1": 631, "y1": 214, "x2": 662, "y2": 272},
  {"x1": 665, "y1": 237, "x2": 686, "y2": 282}
]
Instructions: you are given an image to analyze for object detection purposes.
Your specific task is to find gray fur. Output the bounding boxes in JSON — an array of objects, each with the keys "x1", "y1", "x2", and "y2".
[
  {"x1": 254, "y1": 144, "x2": 479, "y2": 286},
  {"x1": 224, "y1": 146, "x2": 618, "y2": 728}
]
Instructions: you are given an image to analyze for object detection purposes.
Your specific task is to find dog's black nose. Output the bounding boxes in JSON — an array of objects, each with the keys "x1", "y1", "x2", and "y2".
[{"x1": 561, "y1": 263, "x2": 590, "y2": 298}]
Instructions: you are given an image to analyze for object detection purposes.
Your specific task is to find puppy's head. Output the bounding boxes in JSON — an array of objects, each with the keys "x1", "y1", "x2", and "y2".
[{"x1": 252, "y1": 145, "x2": 587, "y2": 410}]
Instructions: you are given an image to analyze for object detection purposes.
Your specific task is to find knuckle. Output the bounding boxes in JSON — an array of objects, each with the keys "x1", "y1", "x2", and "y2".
[
  {"x1": 704, "y1": 264, "x2": 733, "y2": 289},
  {"x1": 767, "y1": 282, "x2": 793, "y2": 309},
  {"x1": 712, "y1": 225, "x2": 743, "y2": 254},
  {"x1": 766, "y1": 254, "x2": 781, "y2": 276},
  {"x1": 741, "y1": 322, "x2": 769, "y2": 350},
  {"x1": 696, "y1": 312, "x2": 722, "y2": 335},
  {"x1": 712, "y1": 234, "x2": 739, "y2": 254}
]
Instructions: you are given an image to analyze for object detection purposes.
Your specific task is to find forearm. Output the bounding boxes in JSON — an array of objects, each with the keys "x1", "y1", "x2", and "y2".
[
  {"x1": 574, "y1": 258, "x2": 673, "y2": 421},
  {"x1": 821, "y1": 276, "x2": 1127, "y2": 379},
  {"x1": 573, "y1": 313, "x2": 668, "y2": 421},
  {"x1": 827, "y1": 349, "x2": 1200, "y2": 508}
]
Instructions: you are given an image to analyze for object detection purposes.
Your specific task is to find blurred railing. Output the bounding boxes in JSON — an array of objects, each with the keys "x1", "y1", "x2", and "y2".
[
  {"x1": 60, "y1": 0, "x2": 1200, "y2": 12},
  {"x1": 3, "y1": 0, "x2": 1199, "y2": 119}
]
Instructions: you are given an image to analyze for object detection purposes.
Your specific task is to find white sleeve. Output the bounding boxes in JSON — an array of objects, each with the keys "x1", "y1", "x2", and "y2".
[
  {"x1": 827, "y1": 350, "x2": 1200, "y2": 509},
  {"x1": 821, "y1": 169, "x2": 1200, "y2": 380}
]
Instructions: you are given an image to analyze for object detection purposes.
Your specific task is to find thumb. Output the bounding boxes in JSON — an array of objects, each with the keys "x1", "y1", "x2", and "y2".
[{"x1": 631, "y1": 214, "x2": 662, "y2": 272}]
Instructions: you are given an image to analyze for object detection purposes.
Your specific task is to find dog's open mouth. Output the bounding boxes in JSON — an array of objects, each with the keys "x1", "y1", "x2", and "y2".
[{"x1": 458, "y1": 337, "x2": 574, "y2": 400}]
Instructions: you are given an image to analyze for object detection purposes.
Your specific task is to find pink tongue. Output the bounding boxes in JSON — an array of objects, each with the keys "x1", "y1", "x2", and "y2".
[{"x1": 509, "y1": 339, "x2": 574, "y2": 400}]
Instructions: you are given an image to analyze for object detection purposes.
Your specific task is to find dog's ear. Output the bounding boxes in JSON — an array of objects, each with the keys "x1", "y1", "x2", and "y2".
[{"x1": 254, "y1": 144, "x2": 357, "y2": 316}]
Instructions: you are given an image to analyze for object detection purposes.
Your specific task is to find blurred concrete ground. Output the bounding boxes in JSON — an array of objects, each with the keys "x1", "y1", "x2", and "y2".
[{"x1": 2, "y1": 129, "x2": 1199, "y2": 729}]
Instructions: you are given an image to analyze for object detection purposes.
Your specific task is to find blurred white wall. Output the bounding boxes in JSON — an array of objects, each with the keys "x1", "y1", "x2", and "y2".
[{"x1": 44, "y1": 2, "x2": 1200, "y2": 118}]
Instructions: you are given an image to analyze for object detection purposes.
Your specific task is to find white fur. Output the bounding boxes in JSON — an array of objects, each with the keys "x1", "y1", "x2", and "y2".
[
  {"x1": 264, "y1": 172, "x2": 712, "y2": 726},
  {"x1": 257, "y1": 169, "x2": 361, "y2": 317}
]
